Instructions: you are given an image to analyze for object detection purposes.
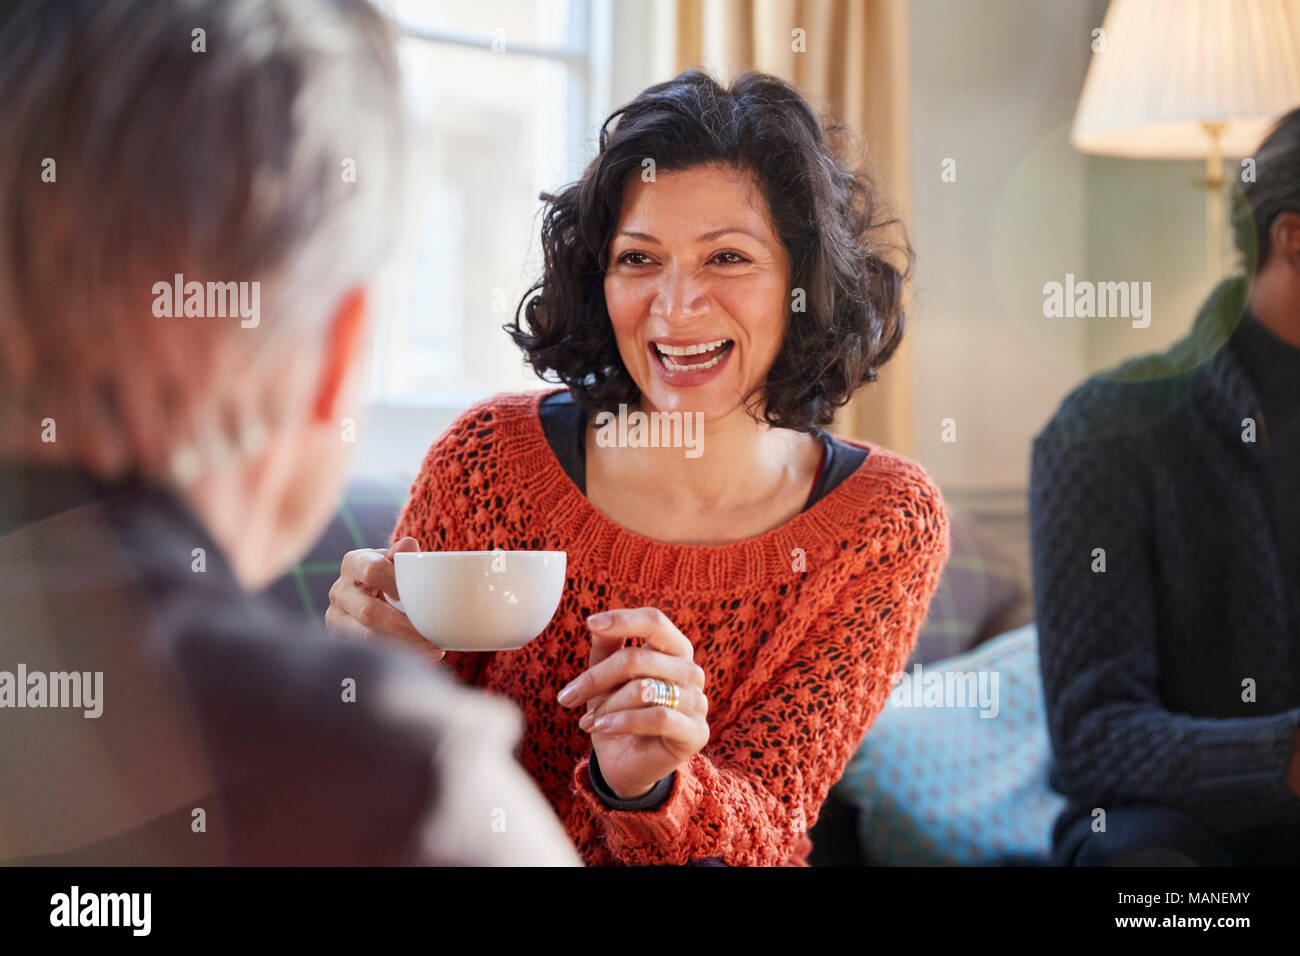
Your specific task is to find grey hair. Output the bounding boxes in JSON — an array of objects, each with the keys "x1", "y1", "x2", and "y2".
[{"x1": 0, "y1": 0, "x2": 405, "y2": 477}]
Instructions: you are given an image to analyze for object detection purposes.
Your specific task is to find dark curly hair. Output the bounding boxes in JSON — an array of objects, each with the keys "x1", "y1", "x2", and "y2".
[{"x1": 505, "y1": 69, "x2": 912, "y2": 433}]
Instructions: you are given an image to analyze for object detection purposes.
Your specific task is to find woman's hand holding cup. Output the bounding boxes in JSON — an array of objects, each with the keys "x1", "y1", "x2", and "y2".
[{"x1": 325, "y1": 536, "x2": 447, "y2": 661}]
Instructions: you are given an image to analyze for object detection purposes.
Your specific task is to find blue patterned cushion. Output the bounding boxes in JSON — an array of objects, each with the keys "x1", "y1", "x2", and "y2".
[{"x1": 836, "y1": 624, "x2": 1064, "y2": 865}]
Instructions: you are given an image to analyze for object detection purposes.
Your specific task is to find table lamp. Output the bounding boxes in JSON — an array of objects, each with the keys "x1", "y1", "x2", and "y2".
[{"x1": 1071, "y1": 0, "x2": 1300, "y2": 279}]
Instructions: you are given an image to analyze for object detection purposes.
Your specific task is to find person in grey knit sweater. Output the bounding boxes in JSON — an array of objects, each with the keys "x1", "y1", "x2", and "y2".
[{"x1": 1032, "y1": 107, "x2": 1300, "y2": 866}]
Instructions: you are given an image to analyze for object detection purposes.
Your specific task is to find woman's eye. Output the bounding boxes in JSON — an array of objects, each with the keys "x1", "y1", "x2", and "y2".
[
  {"x1": 712, "y1": 251, "x2": 750, "y2": 265},
  {"x1": 617, "y1": 251, "x2": 651, "y2": 266}
]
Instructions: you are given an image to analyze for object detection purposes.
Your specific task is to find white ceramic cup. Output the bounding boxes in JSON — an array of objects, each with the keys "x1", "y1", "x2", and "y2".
[{"x1": 386, "y1": 550, "x2": 567, "y2": 651}]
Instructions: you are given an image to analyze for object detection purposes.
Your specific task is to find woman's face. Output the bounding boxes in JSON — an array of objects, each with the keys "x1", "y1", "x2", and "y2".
[{"x1": 603, "y1": 163, "x2": 793, "y2": 421}]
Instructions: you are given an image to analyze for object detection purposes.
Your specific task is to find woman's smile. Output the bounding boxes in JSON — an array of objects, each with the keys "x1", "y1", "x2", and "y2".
[{"x1": 648, "y1": 337, "x2": 735, "y2": 384}]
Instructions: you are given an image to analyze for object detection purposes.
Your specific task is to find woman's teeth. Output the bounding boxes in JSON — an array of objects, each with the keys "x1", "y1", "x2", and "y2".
[
  {"x1": 654, "y1": 339, "x2": 732, "y2": 371},
  {"x1": 656, "y1": 338, "x2": 730, "y2": 356}
]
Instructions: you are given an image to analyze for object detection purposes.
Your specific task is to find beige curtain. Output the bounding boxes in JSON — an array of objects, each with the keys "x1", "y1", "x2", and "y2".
[{"x1": 668, "y1": 0, "x2": 913, "y2": 455}]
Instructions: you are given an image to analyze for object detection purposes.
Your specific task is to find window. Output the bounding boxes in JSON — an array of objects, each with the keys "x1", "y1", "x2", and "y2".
[{"x1": 368, "y1": 0, "x2": 608, "y2": 406}]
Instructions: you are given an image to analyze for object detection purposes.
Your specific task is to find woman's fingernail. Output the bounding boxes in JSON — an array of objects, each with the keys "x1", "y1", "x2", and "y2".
[
  {"x1": 557, "y1": 682, "x2": 579, "y2": 705},
  {"x1": 578, "y1": 712, "x2": 594, "y2": 730},
  {"x1": 587, "y1": 612, "x2": 612, "y2": 629},
  {"x1": 592, "y1": 716, "x2": 611, "y2": 732}
]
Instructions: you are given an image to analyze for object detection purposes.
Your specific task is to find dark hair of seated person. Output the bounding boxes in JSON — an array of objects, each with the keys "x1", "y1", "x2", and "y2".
[{"x1": 1231, "y1": 105, "x2": 1300, "y2": 277}]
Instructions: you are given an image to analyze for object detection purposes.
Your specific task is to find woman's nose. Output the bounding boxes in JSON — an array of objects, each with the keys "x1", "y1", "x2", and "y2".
[{"x1": 649, "y1": 266, "x2": 708, "y2": 321}]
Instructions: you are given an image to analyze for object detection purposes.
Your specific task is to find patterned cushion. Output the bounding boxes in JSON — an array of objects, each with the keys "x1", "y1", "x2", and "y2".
[
  {"x1": 260, "y1": 477, "x2": 410, "y2": 629},
  {"x1": 909, "y1": 513, "x2": 1028, "y2": 665},
  {"x1": 836, "y1": 624, "x2": 1064, "y2": 865}
]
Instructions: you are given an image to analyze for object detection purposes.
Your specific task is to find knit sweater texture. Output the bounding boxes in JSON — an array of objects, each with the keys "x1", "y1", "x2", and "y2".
[
  {"x1": 391, "y1": 388, "x2": 950, "y2": 866},
  {"x1": 1031, "y1": 276, "x2": 1300, "y2": 838}
]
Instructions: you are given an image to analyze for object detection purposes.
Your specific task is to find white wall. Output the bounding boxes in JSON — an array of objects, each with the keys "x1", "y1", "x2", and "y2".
[
  {"x1": 908, "y1": 0, "x2": 1219, "y2": 496},
  {"x1": 909, "y1": 0, "x2": 1095, "y2": 492},
  {"x1": 1083, "y1": 156, "x2": 1224, "y2": 372}
]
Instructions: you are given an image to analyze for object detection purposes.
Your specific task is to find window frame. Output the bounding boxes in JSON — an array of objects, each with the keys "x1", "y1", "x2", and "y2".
[{"x1": 367, "y1": 0, "x2": 611, "y2": 414}]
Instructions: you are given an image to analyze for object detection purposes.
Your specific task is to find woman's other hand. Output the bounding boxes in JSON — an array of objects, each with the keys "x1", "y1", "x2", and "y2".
[
  {"x1": 556, "y1": 607, "x2": 710, "y2": 799},
  {"x1": 325, "y1": 536, "x2": 445, "y2": 661}
]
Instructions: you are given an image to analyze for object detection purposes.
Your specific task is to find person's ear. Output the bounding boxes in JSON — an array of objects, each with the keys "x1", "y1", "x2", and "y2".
[
  {"x1": 312, "y1": 286, "x2": 369, "y2": 424},
  {"x1": 1269, "y1": 212, "x2": 1300, "y2": 274}
]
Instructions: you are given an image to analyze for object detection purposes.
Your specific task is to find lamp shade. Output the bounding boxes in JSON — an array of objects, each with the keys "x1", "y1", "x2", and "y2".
[{"x1": 1072, "y1": 0, "x2": 1300, "y2": 159}]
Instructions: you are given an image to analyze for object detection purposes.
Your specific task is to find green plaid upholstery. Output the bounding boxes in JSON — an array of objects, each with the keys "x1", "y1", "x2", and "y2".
[
  {"x1": 259, "y1": 477, "x2": 411, "y2": 631},
  {"x1": 909, "y1": 512, "x2": 1030, "y2": 665}
]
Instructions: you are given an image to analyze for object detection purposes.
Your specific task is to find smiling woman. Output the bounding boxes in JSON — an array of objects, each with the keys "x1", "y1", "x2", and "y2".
[
  {"x1": 512, "y1": 70, "x2": 911, "y2": 435},
  {"x1": 327, "y1": 70, "x2": 950, "y2": 867}
]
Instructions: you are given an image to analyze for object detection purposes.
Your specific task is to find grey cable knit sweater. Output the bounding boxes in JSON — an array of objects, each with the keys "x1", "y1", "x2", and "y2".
[{"x1": 1031, "y1": 276, "x2": 1300, "y2": 838}]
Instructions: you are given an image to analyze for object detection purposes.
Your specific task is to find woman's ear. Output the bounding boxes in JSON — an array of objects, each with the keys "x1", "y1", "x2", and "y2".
[{"x1": 313, "y1": 286, "x2": 370, "y2": 423}]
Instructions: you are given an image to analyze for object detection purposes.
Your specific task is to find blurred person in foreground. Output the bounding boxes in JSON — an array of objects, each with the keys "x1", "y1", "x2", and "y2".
[
  {"x1": 1033, "y1": 107, "x2": 1300, "y2": 866},
  {"x1": 0, "y1": 0, "x2": 578, "y2": 866}
]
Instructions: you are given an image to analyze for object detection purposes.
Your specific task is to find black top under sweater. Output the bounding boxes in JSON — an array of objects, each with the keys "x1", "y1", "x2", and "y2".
[
  {"x1": 538, "y1": 389, "x2": 869, "y2": 811},
  {"x1": 1031, "y1": 275, "x2": 1300, "y2": 841},
  {"x1": 539, "y1": 389, "x2": 867, "y2": 509}
]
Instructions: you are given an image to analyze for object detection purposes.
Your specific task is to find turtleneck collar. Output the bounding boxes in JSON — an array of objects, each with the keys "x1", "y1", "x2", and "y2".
[{"x1": 1234, "y1": 308, "x2": 1300, "y2": 404}]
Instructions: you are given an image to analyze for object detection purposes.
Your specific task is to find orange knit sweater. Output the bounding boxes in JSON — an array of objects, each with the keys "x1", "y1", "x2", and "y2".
[{"x1": 391, "y1": 388, "x2": 950, "y2": 866}]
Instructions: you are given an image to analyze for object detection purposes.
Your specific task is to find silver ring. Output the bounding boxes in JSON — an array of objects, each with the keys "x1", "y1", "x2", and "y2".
[{"x1": 641, "y1": 678, "x2": 679, "y2": 709}]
